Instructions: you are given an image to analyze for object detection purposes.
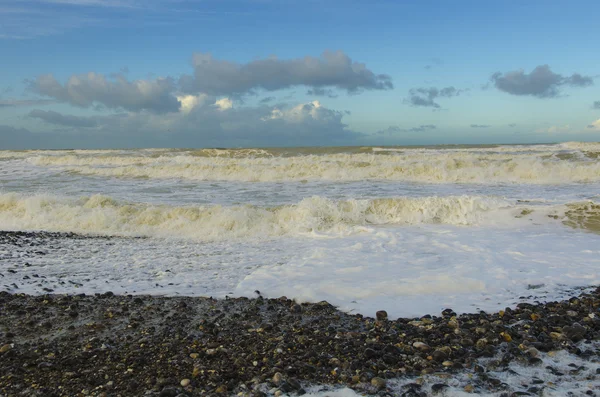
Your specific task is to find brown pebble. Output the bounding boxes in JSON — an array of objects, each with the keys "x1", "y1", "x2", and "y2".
[
  {"x1": 376, "y1": 310, "x2": 388, "y2": 321},
  {"x1": 371, "y1": 377, "x2": 386, "y2": 389}
]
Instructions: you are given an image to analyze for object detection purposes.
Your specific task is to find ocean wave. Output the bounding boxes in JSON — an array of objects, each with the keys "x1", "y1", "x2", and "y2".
[
  {"x1": 25, "y1": 151, "x2": 600, "y2": 183},
  {"x1": 0, "y1": 193, "x2": 527, "y2": 240}
]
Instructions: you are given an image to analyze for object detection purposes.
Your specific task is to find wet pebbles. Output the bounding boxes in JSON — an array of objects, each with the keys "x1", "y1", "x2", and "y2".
[{"x1": 0, "y1": 287, "x2": 599, "y2": 396}]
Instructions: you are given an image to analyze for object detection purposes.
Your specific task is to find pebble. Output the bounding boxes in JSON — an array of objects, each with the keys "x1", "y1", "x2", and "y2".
[
  {"x1": 180, "y1": 379, "x2": 190, "y2": 387},
  {"x1": 371, "y1": 377, "x2": 386, "y2": 389},
  {"x1": 376, "y1": 310, "x2": 388, "y2": 321},
  {"x1": 0, "y1": 344, "x2": 12, "y2": 353},
  {"x1": 431, "y1": 383, "x2": 449, "y2": 394},
  {"x1": 413, "y1": 341, "x2": 431, "y2": 351},
  {"x1": 272, "y1": 372, "x2": 283, "y2": 386}
]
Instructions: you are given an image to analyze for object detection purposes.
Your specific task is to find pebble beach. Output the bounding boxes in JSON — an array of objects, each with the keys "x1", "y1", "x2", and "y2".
[{"x1": 1, "y1": 281, "x2": 600, "y2": 396}]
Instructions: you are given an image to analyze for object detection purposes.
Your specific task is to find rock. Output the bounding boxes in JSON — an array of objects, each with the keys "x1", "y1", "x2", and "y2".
[
  {"x1": 376, "y1": 310, "x2": 388, "y2": 321},
  {"x1": 528, "y1": 357, "x2": 543, "y2": 366},
  {"x1": 290, "y1": 304, "x2": 302, "y2": 314},
  {"x1": 0, "y1": 344, "x2": 11, "y2": 353},
  {"x1": 431, "y1": 350, "x2": 448, "y2": 362},
  {"x1": 371, "y1": 377, "x2": 386, "y2": 389},
  {"x1": 180, "y1": 379, "x2": 190, "y2": 387},
  {"x1": 189, "y1": 353, "x2": 199, "y2": 359},
  {"x1": 272, "y1": 372, "x2": 283, "y2": 386},
  {"x1": 413, "y1": 341, "x2": 431, "y2": 351},
  {"x1": 431, "y1": 383, "x2": 449, "y2": 394},
  {"x1": 280, "y1": 378, "x2": 302, "y2": 392},
  {"x1": 448, "y1": 317, "x2": 459, "y2": 329},
  {"x1": 475, "y1": 338, "x2": 488, "y2": 350},
  {"x1": 562, "y1": 323, "x2": 586, "y2": 342},
  {"x1": 364, "y1": 348, "x2": 378, "y2": 359},
  {"x1": 500, "y1": 332, "x2": 512, "y2": 342},
  {"x1": 526, "y1": 347, "x2": 539, "y2": 358},
  {"x1": 159, "y1": 387, "x2": 179, "y2": 397},
  {"x1": 442, "y1": 361, "x2": 453, "y2": 367},
  {"x1": 215, "y1": 385, "x2": 227, "y2": 393}
]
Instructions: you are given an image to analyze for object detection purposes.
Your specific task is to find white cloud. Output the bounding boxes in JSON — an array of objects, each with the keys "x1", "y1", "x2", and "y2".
[
  {"x1": 587, "y1": 119, "x2": 600, "y2": 130},
  {"x1": 215, "y1": 97, "x2": 233, "y2": 111},
  {"x1": 177, "y1": 94, "x2": 211, "y2": 114},
  {"x1": 263, "y1": 101, "x2": 330, "y2": 123}
]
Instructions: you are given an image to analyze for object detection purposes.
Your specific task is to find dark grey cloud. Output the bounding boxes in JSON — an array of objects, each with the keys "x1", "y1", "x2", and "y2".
[
  {"x1": 28, "y1": 109, "x2": 100, "y2": 127},
  {"x1": 593, "y1": 101, "x2": 600, "y2": 109},
  {"x1": 377, "y1": 124, "x2": 436, "y2": 134},
  {"x1": 491, "y1": 65, "x2": 594, "y2": 98},
  {"x1": 27, "y1": 73, "x2": 180, "y2": 113},
  {"x1": 179, "y1": 50, "x2": 393, "y2": 96},
  {"x1": 306, "y1": 88, "x2": 338, "y2": 98},
  {"x1": 470, "y1": 124, "x2": 491, "y2": 128},
  {"x1": 508, "y1": 123, "x2": 517, "y2": 128},
  {"x1": 407, "y1": 86, "x2": 463, "y2": 108},
  {"x1": 5, "y1": 100, "x2": 362, "y2": 149}
]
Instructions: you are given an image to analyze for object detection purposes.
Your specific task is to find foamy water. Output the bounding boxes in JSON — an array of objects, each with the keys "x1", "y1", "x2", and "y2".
[{"x1": 1, "y1": 142, "x2": 600, "y2": 394}]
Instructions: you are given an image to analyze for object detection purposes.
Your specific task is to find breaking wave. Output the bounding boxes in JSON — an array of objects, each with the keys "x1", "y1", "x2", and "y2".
[
  {"x1": 0, "y1": 193, "x2": 526, "y2": 240},
  {"x1": 25, "y1": 150, "x2": 600, "y2": 184}
]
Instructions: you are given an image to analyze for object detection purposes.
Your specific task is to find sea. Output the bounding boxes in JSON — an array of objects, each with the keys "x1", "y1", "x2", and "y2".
[{"x1": 1, "y1": 141, "x2": 600, "y2": 395}]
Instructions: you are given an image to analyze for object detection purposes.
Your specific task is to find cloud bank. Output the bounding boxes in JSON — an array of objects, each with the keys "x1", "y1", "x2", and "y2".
[
  {"x1": 28, "y1": 73, "x2": 180, "y2": 113},
  {"x1": 179, "y1": 50, "x2": 393, "y2": 96}
]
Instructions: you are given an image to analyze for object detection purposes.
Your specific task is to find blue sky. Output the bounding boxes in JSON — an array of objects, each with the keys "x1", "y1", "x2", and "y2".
[{"x1": 1, "y1": 0, "x2": 599, "y2": 148}]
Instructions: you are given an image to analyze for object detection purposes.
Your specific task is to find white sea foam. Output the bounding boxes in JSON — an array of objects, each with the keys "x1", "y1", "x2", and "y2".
[
  {"x1": 0, "y1": 193, "x2": 537, "y2": 240},
  {"x1": 24, "y1": 147, "x2": 600, "y2": 183}
]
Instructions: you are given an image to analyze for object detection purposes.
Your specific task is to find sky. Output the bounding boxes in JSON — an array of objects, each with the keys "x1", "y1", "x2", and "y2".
[{"x1": 1, "y1": 0, "x2": 599, "y2": 149}]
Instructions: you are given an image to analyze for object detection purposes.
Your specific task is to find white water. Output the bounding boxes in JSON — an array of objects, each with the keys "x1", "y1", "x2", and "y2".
[{"x1": 1, "y1": 143, "x2": 600, "y2": 394}]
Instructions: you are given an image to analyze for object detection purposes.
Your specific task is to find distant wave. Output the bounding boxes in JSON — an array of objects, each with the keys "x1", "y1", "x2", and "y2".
[{"x1": 24, "y1": 147, "x2": 600, "y2": 184}]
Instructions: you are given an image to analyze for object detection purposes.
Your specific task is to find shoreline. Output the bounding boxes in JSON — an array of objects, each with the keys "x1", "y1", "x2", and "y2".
[{"x1": 1, "y1": 288, "x2": 600, "y2": 396}]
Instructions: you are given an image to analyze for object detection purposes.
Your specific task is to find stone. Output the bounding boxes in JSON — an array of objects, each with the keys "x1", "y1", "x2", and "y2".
[
  {"x1": 364, "y1": 348, "x2": 378, "y2": 359},
  {"x1": 0, "y1": 344, "x2": 11, "y2": 353},
  {"x1": 431, "y1": 383, "x2": 449, "y2": 394},
  {"x1": 180, "y1": 379, "x2": 190, "y2": 387},
  {"x1": 413, "y1": 341, "x2": 431, "y2": 351},
  {"x1": 371, "y1": 377, "x2": 386, "y2": 389},
  {"x1": 562, "y1": 323, "x2": 586, "y2": 342},
  {"x1": 272, "y1": 372, "x2": 283, "y2": 386},
  {"x1": 159, "y1": 387, "x2": 179, "y2": 397},
  {"x1": 376, "y1": 310, "x2": 388, "y2": 321}
]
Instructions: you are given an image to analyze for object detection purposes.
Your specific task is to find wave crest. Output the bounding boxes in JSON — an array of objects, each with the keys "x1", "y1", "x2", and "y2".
[{"x1": 0, "y1": 193, "x2": 514, "y2": 240}]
